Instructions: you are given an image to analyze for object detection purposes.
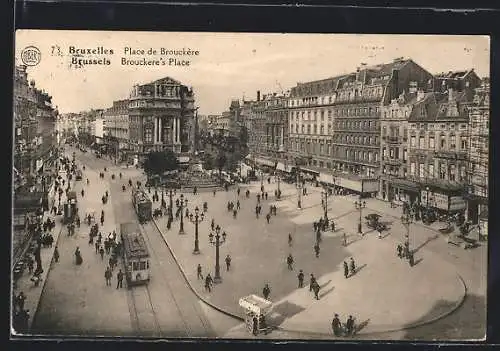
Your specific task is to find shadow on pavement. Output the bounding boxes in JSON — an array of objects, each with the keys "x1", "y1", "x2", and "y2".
[
  {"x1": 381, "y1": 232, "x2": 392, "y2": 239},
  {"x1": 319, "y1": 286, "x2": 335, "y2": 299},
  {"x1": 319, "y1": 279, "x2": 332, "y2": 289},
  {"x1": 413, "y1": 234, "x2": 440, "y2": 254},
  {"x1": 351, "y1": 263, "x2": 367, "y2": 277},
  {"x1": 413, "y1": 257, "x2": 424, "y2": 266},
  {"x1": 355, "y1": 318, "x2": 371, "y2": 334},
  {"x1": 269, "y1": 301, "x2": 306, "y2": 325},
  {"x1": 400, "y1": 293, "x2": 486, "y2": 341}
]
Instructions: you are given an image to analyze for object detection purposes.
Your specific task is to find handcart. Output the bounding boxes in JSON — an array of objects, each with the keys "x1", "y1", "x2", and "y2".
[{"x1": 239, "y1": 294, "x2": 273, "y2": 335}]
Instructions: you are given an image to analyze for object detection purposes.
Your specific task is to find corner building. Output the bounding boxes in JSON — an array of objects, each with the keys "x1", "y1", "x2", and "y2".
[{"x1": 128, "y1": 77, "x2": 195, "y2": 158}]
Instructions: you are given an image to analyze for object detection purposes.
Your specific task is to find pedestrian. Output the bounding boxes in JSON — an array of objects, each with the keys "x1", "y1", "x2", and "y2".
[
  {"x1": 266, "y1": 213, "x2": 271, "y2": 223},
  {"x1": 99, "y1": 246, "x2": 105, "y2": 260},
  {"x1": 116, "y1": 269, "x2": 124, "y2": 289},
  {"x1": 265, "y1": 192, "x2": 268, "y2": 200},
  {"x1": 105, "y1": 267, "x2": 112, "y2": 286},
  {"x1": 331, "y1": 221, "x2": 336, "y2": 232},
  {"x1": 205, "y1": 274, "x2": 213, "y2": 292},
  {"x1": 95, "y1": 241, "x2": 99, "y2": 254},
  {"x1": 343, "y1": 232, "x2": 347, "y2": 246},
  {"x1": 236, "y1": 200, "x2": 240, "y2": 210},
  {"x1": 262, "y1": 283, "x2": 271, "y2": 300},
  {"x1": 213, "y1": 190, "x2": 216, "y2": 197},
  {"x1": 345, "y1": 315, "x2": 355, "y2": 336},
  {"x1": 54, "y1": 246, "x2": 60, "y2": 263},
  {"x1": 297, "y1": 269, "x2": 304, "y2": 288},
  {"x1": 197, "y1": 264, "x2": 203, "y2": 280},
  {"x1": 309, "y1": 274, "x2": 316, "y2": 291},
  {"x1": 211, "y1": 219, "x2": 215, "y2": 231},
  {"x1": 288, "y1": 233, "x2": 293, "y2": 247},
  {"x1": 16, "y1": 292, "x2": 26, "y2": 311},
  {"x1": 343, "y1": 261, "x2": 349, "y2": 279},
  {"x1": 409, "y1": 251, "x2": 415, "y2": 267},
  {"x1": 314, "y1": 243, "x2": 320, "y2": 258},
  {"x1": 332, "y1": 314, "x2": 342, "y2": 336},
  {"x1": 378, "y1": 228, "x2": 382, "y2": 239},
  {"x1": 237, "y1": 188, "x2": 240, "y2": 196},
  {"x1": 27, "y1": 258, "x2": 34, "y2": 273},
  {"x1": 397, "y1": 244, "x2": 402, "y2": 258},
  {"x1": 225, "y1": 255, "x2": 231, "y2": 271},
  {"x1": 286, "y1": 254, "x2": 294, "y2": 270},
  {"x1": 252, "y1": 314, "x2": 259, "y2": 335},
  {"x1": 349, "y1": 257, "x2": 356, "y2": 276},
  {"x1": 313, "y1": 281, "x2": 320, "y2": 300}
]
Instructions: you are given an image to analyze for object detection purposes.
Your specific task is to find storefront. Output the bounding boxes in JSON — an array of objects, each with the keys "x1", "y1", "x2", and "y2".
[
  {"x1": 381, "y1": 178, "x2": 421, "y2": 205},
  {"x1": 420, "y1": 189, "x2": 466, "y2": 214},
  {"x1": 320, "y1": 172, "x2": 378, "y2": 197}
]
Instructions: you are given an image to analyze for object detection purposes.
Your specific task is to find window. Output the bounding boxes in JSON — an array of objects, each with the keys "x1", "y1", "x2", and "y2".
[
  {"x1": 440, "y1": 134, "x2": 446, "y2": 149},
  {"x1": 419, "y1": 136, "x2": 425, "y2": 148},
  {"x1": 410, "y1": 162, "x2": 416, "y2": 176},
  {"x1": 382, "y1": 147, "x2": 387, "y2": 158},
  {"x1": 450, "y1": 134, "x2": 456, "y2": 149},
  {"x1": 449, "y1": 164, "x2": 456, "y2": 181},
  {"x1": 383, "y1": 126, "x2": 387, "y2": 136},
  {"x1": 429, "y1": 136, "x2": 435, "y2": 149},
  {"x1": 313, "y1": 125, "x2": 317, "y2": 134},
  {"x1": 403, "y1": 149, "x2": 408, "y2": 161},
  {"x1": 301, "y1": 125, "x2": 305, "y2": 133},
  {"x1": 139, "y1": 261, "x2": 146, "y2": 270},
  {"x1": 410, "y1": 136, "x2": 416, "y2": 147},
  {"x1": 439, "y1": 163, "x2": 446, "y2": 179},
  {"x1": 428, "y1": 164, "x2": 434, "y2": 178},
  {"x1": 320, "y1": 125, "x2": 324, "y2": 134},
  {"x1": 307, "y1": 125, "x2": 311, "y2": 134},
  {"x1": 321, "y1": 111, "x2": 325, "y2": 121},
  {"x1": 319, "y1": 144, "x2": 324, "y2": 154},
  {"x1": 375, "y1": 152, "x2": 379, "y2": 162},
  {"x1": 419, "y1": 163, "x2": 425, "y2": 179},
  {"x1": 144, "y1": 128, "x2": 153, "y2": 143},
  {"x1": 461, "y1": 136, "x2": 467, "y2": 149}
]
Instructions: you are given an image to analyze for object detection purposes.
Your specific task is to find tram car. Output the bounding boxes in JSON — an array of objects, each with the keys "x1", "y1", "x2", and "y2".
[
  {"x1": 131, "y1": 187, "x2": 152, "y2": 223},
  {"x1": 121, "y1": 222, "x2": 150, "y2": 286}
]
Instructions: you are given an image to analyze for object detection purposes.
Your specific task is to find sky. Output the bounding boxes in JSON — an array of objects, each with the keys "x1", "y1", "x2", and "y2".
[{"x1": 15, "y1": 31, "x2": 490, "y2": 115}]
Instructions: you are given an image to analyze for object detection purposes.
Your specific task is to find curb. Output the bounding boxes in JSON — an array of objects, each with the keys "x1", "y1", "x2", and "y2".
[
  {"x1": 148, "y1": 190, "x2": 468, "y2": 339},
  {"x1": 273, "y1": 273, "x2": 467, "y2": 338},
  {"x1": 150, "y1": 217, "x2": 244, "y2": 322}
]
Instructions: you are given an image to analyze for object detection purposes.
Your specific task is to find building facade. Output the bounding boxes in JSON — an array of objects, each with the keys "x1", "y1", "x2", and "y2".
[
  {"x1": 104, "y1": 99, "x2": 129, "y2": 143},
  {"x1": 466, "y1": 78, "x2": 489, "y2": 228},
  {"x1": 128, "y1": 77, "x2": 196, "y2": 156},
  {"x1": 263, "y1": 93, "x2": 289, "y2": 161}
]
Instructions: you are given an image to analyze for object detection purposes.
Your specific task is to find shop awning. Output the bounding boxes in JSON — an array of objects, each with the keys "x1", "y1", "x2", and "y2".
[
  {"x1": 255, "y1": 157, "x2": 275, "y2": 167},
  {"x1": 301, "y1": 167, "x2": 320, "y2": 175},
  {"x1": 391, "y1": 179, "x2": 421, "y2": 193}
]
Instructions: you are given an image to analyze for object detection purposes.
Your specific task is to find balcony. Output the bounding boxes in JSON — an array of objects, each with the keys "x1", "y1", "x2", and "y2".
[
  {"x1": 382, "y1": 157, "x2": 402, "y2": 166},
  {"x1": 434, "y1": 150, "x2": 467, "y2": 160}
]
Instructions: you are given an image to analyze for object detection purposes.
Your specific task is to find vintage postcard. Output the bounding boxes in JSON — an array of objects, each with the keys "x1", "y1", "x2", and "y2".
[{"x1": 12, "y1": 30, "x2": 489, "y2": 340}]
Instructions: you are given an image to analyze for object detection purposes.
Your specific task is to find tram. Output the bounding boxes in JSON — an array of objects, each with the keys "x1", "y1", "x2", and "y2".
[
  {"x1": 121, "y1": 222, "x2": 150, "y2": 286},
  {"x1": 131, "y1": 186, "x2": 152, "y2": 223}
]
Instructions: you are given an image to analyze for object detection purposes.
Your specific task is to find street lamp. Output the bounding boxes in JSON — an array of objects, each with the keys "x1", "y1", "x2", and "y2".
[
  {"x1": 168, "y1": 188, "x2": 174, "y2": 220},
  {"x1": 208, "y1": 225, "x2": 227, "y2": 283},
  {"x1": 296, "y1": 166, "x2": 302, "y2": 209},
  {"x1": 322, "y1": 186, "x2": 329, "y2": 221},
  {"x1": 178, "y1": 194, "x2": 185, "y2": 235},
  {"x1": 354, "y1": 199, "x2": 366, "y2": 234},
  {"x1": 189, "y1": 206, "x2": 205, "y2": 254},
  {"x1": 400, "y1": 211, "x2": 414, "y2": 255}
]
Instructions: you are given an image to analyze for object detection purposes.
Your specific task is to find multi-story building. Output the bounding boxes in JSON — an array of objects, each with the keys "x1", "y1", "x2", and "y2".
[
  {"x1": 287, "y1": 58, "x2": 433, "y2": 195},
  {"x1": 247, "y1": 91, "x2": 267, "y2": 157},
  {"x1": 128, "y1": 77, "x2": 196, "y2": 157},
  {"x1": 263, "y1": 92, "x2": 289, "y2": 161},
  {"x1": 466, "y1": 78, "x2": 489, "y2": 231},
  {"x1": 405, "y1": 89, "x2": 472, "y2": 213},
  {"x1": 104, "y1": 99, "x2": 129, "y2": 142}
]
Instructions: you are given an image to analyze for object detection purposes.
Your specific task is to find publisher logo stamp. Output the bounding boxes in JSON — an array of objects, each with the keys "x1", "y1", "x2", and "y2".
[{"x1": 21, "y1": 46, "x2": 41, "y2": 66}]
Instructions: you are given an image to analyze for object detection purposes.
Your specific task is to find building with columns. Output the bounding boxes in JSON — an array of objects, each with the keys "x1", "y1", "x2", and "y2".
[{"x1": 128, "y1": 77, "x2": 196, "y2": 157}]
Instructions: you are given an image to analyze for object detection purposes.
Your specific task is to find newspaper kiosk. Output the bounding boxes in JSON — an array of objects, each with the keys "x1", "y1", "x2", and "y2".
[{"x1": 238, "y1": 294, "x2": 272, "y2": 335}]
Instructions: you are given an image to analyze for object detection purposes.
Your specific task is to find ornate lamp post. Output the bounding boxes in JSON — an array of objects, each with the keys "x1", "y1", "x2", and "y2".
[
  {"x1": 354, "y1": 199, "x2": 366, "y2": 234},
  {"x1": 400, "y1": 211, "x2": 414, "y2": 253},
  {"x1": 168, "y1": 188, "x2": 174, "y2": 220},
  {"x1": 189, "y1": 206, "x2": 205, "y2": 254},
  {"x1": 322, "y1": 186, "x2": 329, "y2": 221},
  {"x1": 208, "y1": 225, "x2": 227, "y2": 283},
  {"x1": 296, "y1": 167, "x2": 302, "y2": 209},
  {"x1": 178, "y1": 194, "x2": 185, "y2": 234}
]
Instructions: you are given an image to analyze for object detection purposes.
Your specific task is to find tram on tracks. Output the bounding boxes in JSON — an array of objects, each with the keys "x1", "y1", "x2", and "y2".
[
  {"x1": 131, "y1": 187, "x2": 152, "y2": 223},
  {"x1": 121, "y1": 222, "x2": 150, "y2": 286}
]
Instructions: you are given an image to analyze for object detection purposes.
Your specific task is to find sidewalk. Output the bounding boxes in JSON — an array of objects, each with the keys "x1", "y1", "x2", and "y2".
[
  {"x1": 145, "y1": 185, "x2": 466, "y2": 337},
  {"x1": 12, "y1": 177, "x2": 74, "y2": 333},
  {"x1": 30, "y1": 163, "x2": 133, "y2": 336}
]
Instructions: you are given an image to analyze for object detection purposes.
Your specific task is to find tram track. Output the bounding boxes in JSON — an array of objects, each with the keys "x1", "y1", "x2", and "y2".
[{"x1": 126, "y1": 283, "x2": 162, "y2": 337}]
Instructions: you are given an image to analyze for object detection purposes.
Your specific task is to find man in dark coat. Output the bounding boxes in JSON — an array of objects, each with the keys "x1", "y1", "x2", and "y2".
[
  {"x1": 314, "y1": 243, "x2": 320, "y2": 258},
  {"x1": 331, "y1": 314, "x2": 341, "y2": 336},
  {"x1": 343, "y1": 261, "x2": 349, "y2": 279},
  {"x1": 313, "y1": 281, "x2": 320, "y2": 300},
  {"x1": 116, "y1": 269, "x2": 124, "y2": 289},
  {"x1": 309, "y1": 274, "x2": 316, "y2": 291},
  {"x1": 205, "y1": 274, "x2": 213, "y2": 292},
  {"x1": 262, "y1": 283, "x2": 271, "y2": 300},
  {"x1": 197, "y1": 264, "x2": 203, "y2": 280},
  {"x1": 297, "y1": 269, "x2": 304, "y2": 288},
  {"x1": 225, "y1": 255, "x2": 232, "y2": 271},
  {"x1": 286, "y1": 254, "x2": 294, "y2": 270}
]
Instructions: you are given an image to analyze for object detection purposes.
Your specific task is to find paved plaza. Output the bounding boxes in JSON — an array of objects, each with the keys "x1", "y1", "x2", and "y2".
[{"x1": 20, "y1": 147, "x2": 487, "y2": 340}]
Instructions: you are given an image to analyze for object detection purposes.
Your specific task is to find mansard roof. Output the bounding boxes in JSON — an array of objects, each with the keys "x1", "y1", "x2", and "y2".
[{"x1": 150, "y1": 77, "x2": 182, "y2": 86}]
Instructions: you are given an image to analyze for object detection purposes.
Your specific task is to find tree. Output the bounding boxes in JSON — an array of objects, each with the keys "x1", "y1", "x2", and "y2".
[
  {"x1": 143, "y1": 150, "x2": 179, "y2": 177},
  {"x1": 216, "y1": 151, "x2": 227, "y2": 184},
  {"x1": 203, "y1": 154, "x2": 214, "y2": 170}
]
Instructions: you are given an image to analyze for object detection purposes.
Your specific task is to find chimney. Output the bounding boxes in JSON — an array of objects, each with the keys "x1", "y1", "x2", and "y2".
[
  {"x1": 257, "y1": 91, "x2": 261, "y2": 101},
  {"x1": 417, "y1": 89, "x2": 425, "y2": 102}
]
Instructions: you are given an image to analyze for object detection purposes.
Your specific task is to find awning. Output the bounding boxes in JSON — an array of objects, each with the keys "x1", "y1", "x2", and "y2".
[
  {"x1": 301, "y1": 167, "x2": 320, "y2": 175},
  {"x1": 390, "y1": 179, "x2": 421, "y2": 192},
  {"x1": 255, "y1": 157, "x2": 275, "y2": 167},
  {"x1": 276, "y1": 162, "x2": 285, "y2": 171}
]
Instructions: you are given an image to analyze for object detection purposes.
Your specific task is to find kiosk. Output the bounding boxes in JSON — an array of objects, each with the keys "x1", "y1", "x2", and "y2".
[{"x1": 238, "y1": 294, "x2": 273, "y2": 335}]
